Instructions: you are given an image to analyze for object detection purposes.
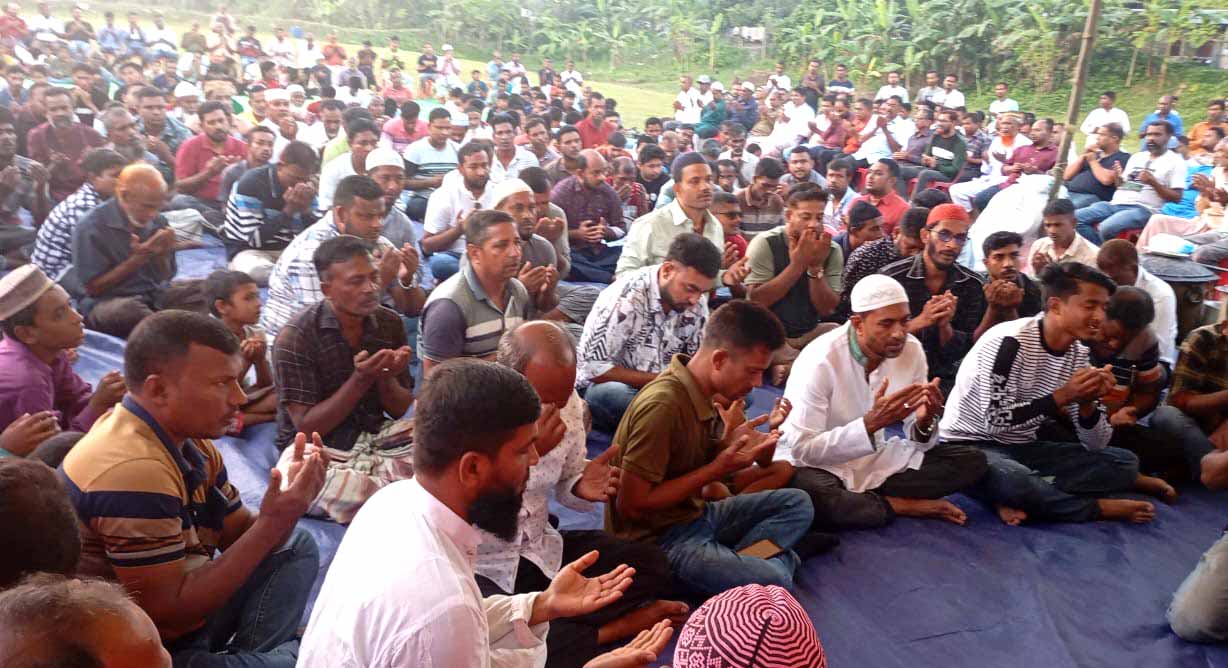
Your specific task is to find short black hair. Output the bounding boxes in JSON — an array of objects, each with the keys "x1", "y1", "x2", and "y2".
[
  {"x1": 786, "y1": 187, "x2": 828, "y2": 208},
  {"x1": 197, "y1": 100, "x2": 229, "y2": 123},
  {"x1": 314, "y1": 234, "x2": 374, "y2": 281},
  {"x1": 42, "y1": 86, "x2": 71, "y2": 102},
  {"x1": 664, "y1": 233, "x2": 722, "y2": 279},
  {"x1": 0, "y1": 459, "x2": 80, "y2": 588},
  {"x1": 428, "y1": 107, "x2": 451, "y2": 123},
  {"x1": 788, "y1": 145, "x2": 812, "y2": 159},
  {"x1": 203, "y1": 269, "x2": 257, "y2": 317},
  {"x1": 755, "y1": 157, "x2": 786, "y2": 180},
  {"x1": 334, "y1": 174, "x2": 384, "y2": 209},
  {"x1": 1039, "y1": 261, "x2": 1116, "y2": 306},
  {"x1": 247, "y1": 124, "x2": 276, "y2": 141},
  {"x1": 702, "y1": 300, "x2": 786, "y2": 354},
  {"x1": 400, "y1": 100, "x2": 420, "y2": 120},
  {"x1": 345, "y1": 118, "x2": 380, "y2": 141},
  {"x1": 1106, "y1": 285, "x2": 1155, "y2": 333},
  {"x1": 847, "y1": 200, "x2": 882, "y2": 231},
  {"x1": 81, "y1": 148, "x2": 128, "y2": 177},
  {"x1": 124, "y1": 311, "x2": 240, "y2": 390},
  {"x1": 489, "y1": 112, "x2": 515, "y2": 131},
  {"x1": 715, "y1": 158, "x2": 738, "y2": 174},
  {"x1": 466, "y1": 209, "x2": 516, "y2": 246},
  {"x1": 711, "y1": 191, "x2": 738, "y2": 207},
  {"x1": 1043, "y1": 198, "x2": 1076, "y2": 217},
  {"x1": 1148, "y1": 120, "x2": 1174, "y2": 136},
  {"x1": 645, "y1": 116, "x2": 663, "y2": 128},
  {"x1": 134, "y1": 85, "x2": 165, "y2": 102},
  {"x1": 983, "y1": 231, "x2": 1024, "y2": 257},
  {"x1": 319, "y1": 99, "x2": 346, "y2": 114},
  {"x1": 278, "y1": 141, "x2": 318, "y2": 172},
  {"x1": 875, "y1": 158, "x2": 901, "y2": 179},
  {"x1": 524, "y1": 115, "x2": 547, "y2": 133},
  {"x1": 827, "y1": 158, "x2": 853, "y2": 175},
  {"x1": 639, "y1": 143, "x2": 666, "y2": 164},
  {"x1": 519, "y1": 166, "x2": 551, "y2": 195},
  {"x1": 557, "y1": 124, "x2": 580, "y2": 142},
  {"x1": 899, "y1": 207, "x2": 929, "y2": 239},
  {"x1": 458, "y1": 140, "x2": 489, "y2": 165},
  {"x1": 911, "y1": 187, "x2": 951, "y2": 209},
  {"x1": 413, "y1": 358, "x2": 540, "y2": 475}
]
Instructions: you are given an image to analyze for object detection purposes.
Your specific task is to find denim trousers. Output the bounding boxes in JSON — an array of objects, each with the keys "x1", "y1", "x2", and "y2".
[
  {"x1": 1074, "y1": 201, "x2": 1151, "y2": 244},
  {"x1": 1065, "y1": 191, "x2": 1102, "y2": 210},
  {"x1": 585, "y1": 381, "x2": 641, "y2": 433},
  {"x1": 656, "y1": 489, "x2": 814, "y2": 597},
  {"x1": 1150, "y1": 405, "x2": 1217, "y2": 482},
  {"x1": 427, "y1": 250, "x2": 462, "y2": 282},
  {"x1": 170, "y1": 529, "x2": 319, "y2": 668},
  {"x1": 965, "y1": 441, "x2": 1139, "y2": 523},
  {"x1": 1169, "y1": 531, "x2": 1228, "y2": 642}
]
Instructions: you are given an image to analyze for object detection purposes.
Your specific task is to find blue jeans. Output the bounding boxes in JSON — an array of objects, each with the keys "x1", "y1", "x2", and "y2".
[
  {"x1": 567, "y1": 244, "x2": 622, "y2": 284},
  {"x1": 428, "y1": 251, "x2": 461, "y2": 282},
  {"x1": 1066, "y1": 191, "x2": 1102, "y2": 210},
  {"x1": 657, "y1": 489, "x2": 813, "y2": 597},
  {"x1": 170, "y1": 529, "x2": 319, "y2": 668},
  {"x1": 966, "y1": 441, "x2": 1139, "y2": 523},
  {"x1": 1150, "y1": 405, "x2": 1215, "y2": 482},
  {"x1": 585, "y1": 381, "x2": 640, "y2": 433},
  {"x1": 1169, "y1": 531, "x2": 1228, "y2": 642},
  {"x1": 1074, "y1": 201, "x2": 1151, "y2": 244},
  {"x1": 972, "y1": 184, "x2": 1003, "y2": 212}
]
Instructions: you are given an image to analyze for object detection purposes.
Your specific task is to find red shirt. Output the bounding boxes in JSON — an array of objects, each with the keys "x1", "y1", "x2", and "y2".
[
  {"x1": 575, "y1": 116, "x2": 617, "y2": 149},
  {"x1": 27, "y1": 122, "x2": 105, "y2": 202},
  {"x1": 174, "y1": 133, "x2": 249, "y2": 203},
  {"x1": 322, "y1": 44, "x2": 346, "y2": 66},
  {"x1": 852, "y1": 190, "x2": 909, "y2": 238}
]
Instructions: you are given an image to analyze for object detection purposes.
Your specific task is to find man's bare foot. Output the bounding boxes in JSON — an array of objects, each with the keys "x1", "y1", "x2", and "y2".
[
  {"x1": 769, "y1": 363, "x2": 791, "y2": 386},
  {"x1": 1135, "y1": 475, "x2": 1178, "y2": 503},
  {"x1": 996, "y1": 504, "x2": 1027, "y2": 526},
  {"x1": 1098, "y1": 498, "x2": 1156, "y2": 524},
  {"x1": 887, "y1": 497, "x2": 968, "y2": 525},
  {"x1": 596, "y1": 599, "x2": 690, "y2": 645}
]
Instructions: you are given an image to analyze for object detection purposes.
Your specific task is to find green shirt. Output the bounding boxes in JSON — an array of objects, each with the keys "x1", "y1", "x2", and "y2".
[
  {"x1": 925, "y1": 131, "x2": 968, "y2": 180},
  {"x1": 605, "y1": 355, "x2": 720, "y2": 542}
]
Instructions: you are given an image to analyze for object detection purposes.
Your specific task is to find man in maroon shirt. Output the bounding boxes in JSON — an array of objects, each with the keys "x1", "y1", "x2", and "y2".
[
  {"x1": 26, "y1": 87, "x2": 104, "y2": 204},
  {"x1": 170, "y1": 100, "x2": 247, "y2": 228},
  {"x1": 575, "y1": 93, "x2": 617, "y2": 149},
  {"x1": 971, "y1": 119, "x2": 1058, "y2": 213}
]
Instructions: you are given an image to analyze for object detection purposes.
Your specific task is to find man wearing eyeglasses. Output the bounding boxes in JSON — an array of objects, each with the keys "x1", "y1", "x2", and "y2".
[{"x1": 879, "y1": 204, "x2": 990, "y2": 395}]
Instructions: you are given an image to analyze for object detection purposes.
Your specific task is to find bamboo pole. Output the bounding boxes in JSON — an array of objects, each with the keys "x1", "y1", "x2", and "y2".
[{"x1": 1048, "y1": 0, "x2": 1104, "y2": 202}]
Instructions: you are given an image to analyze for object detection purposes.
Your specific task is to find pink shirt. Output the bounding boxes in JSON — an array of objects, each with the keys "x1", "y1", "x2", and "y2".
[{"x1": 381, "y1": 117, "x2": 428, "y2": 154}]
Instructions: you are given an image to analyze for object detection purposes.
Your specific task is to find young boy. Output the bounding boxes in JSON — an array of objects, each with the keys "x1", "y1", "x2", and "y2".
[
  {"x1": 0, "y1": 266, "x2": 125, "y2": 458},
  {"x1": 203, "y1": 269, "x2": 276, "y2": 431}
]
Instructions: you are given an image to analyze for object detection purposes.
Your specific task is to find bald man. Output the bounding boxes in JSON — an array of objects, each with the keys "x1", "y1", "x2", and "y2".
[
  {"x1": 484, "y1": 321, "x2": 686, "y2": 668},
  {"x1": 71, "y1": 164, "x2": 204, "y2": 338},
  {"x1": 551, "y1": 148, "x2": 625, "y2": 283},
  {"x1": 0, "y1": 574, "x2": 171, "y2": 668}
]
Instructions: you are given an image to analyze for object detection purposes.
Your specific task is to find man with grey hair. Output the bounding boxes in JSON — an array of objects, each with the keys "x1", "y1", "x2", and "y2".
[
  {"x1": 101, "y1": 106, "x2": 173, "y2": 184},
  {"x1": 480, "y1": 320, "x2": 686, "y2": 668},
  {"x1": 0, "y1": 573, "x2": 172, "y2": 668}
]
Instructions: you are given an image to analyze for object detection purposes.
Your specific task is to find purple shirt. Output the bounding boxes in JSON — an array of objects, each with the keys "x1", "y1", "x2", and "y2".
[
  {"x1": 0, "y1": 336, "x2": 100, "y2": 438},
  {"x1": 550, "y1": 175, "x2": 625, "y2": 234}
]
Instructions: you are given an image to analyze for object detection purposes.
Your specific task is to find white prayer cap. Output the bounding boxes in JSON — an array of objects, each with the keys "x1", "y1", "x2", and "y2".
[
  {"x1": 264, "y1": 87, "x2": 290, "y2": 102},
  {"x1": 441, "y1": 43, "x2": 454, "y2": 52},
  {"x1": 365, "y1": 146, "x2": 404, "y2": 172},
  {"x1": 286, "y1": 84, "x2": 306, "y2": 96},
  {"x1": 850, "y1": 275, "x2": 909, "y2": 313},
  {"x1": 490, "y1": 178, "x2": 531, "y2": 207},
  {"x1": 173, "y1": 82, "x2": 200, "y2": 99}
]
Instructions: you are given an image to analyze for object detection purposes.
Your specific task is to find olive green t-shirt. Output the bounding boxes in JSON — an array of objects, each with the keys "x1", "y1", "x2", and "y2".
[{"x1": 604, "y1": 355, "x2": 721, "y2": 542}]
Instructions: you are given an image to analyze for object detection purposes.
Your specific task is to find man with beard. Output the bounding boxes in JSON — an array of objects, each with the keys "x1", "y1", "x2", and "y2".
[
  {"x1": 0, "y1": 106, "x2": 49, "y2": 267},
  {"x1": 576, "y1": 93, "x2": 617, "y2": 149},
  {"x1": 272, "y1": 235, "x2": 415, "y2": 523},
  {"x1": 420, "y1": 210, "x2": 534, "y2": 376},
  {"x1": 474, "y1": 321, "x2": 688, "y2": 668},
  {"x1": 134, "y1": 86, "x2": 193, "y2": 162},
  {"x1": 423, "y1": 142, "x2": 494, "y2": 282},
  {"x1": 261, "y1": 175, "x2": 424, "y2": 341},
  {"x1": 940, "y1": 262, "x2": 1158, "y2": 526},
  {"x1": 260, "y1": 87, "x2": 308, "y2": 163},
  {"x1": 26, "y1": 86, "x2": 104, "y2": 203},
  {"x1": 781, "y1": 275, "x2": 988, "y2": 530},
  {"x1": 61, "y1": 310, "x2": 326, "y2": 666},
  {"x1": 100, "y1": 107, "x2": 169, "y2": 183},
  {"x1": 837, "y1": 206, "x2": 928, "y2": 319},
  {"x1": 616, "y1": 152, "x2": 750, "y2": 290},
  {"x1": 551, "y1": 149, "x2": 624, "y2": 283},
  {"x1": 851, "y1": 158, "x2": 909, "y2": 237},
  {"x1": 880, "y1": 204, "x2": 987, "y2": 394},
  {"x1": 577, "y1": 234, "x2": 719, "y2": 433},
  {"x1": 299, "y1": 358, "x2": 674, "y2": 668},
  {"x1": 607, "y1": 300, "x2": 820, "y2": 596},
  {"x1": 522, "y1": 116, "x2": 559, "y2": 165},
  {"x1": 171, "y1": 101, "x2": 247, "y2": 228},
  {"x1": 981, "y1": 231, "x2": 1043, "y2": 320},
  {"x1": 1074, "y1": 120, "x2": 1186, "y2": 244},
  {"x1": 218, "y1": 126, "x2": 276, "y2": 218},
  {"x1": 544, "y1": 125, "x2": 583, "y2": 185},
  {"x1": 745, "y1": 187, "x2": 843, "y2": 377}
]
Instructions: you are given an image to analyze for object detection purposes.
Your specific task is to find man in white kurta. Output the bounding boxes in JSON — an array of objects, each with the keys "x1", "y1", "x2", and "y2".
[{"x1": 778, "y1": 275, "x2": 988, "y2": 530}]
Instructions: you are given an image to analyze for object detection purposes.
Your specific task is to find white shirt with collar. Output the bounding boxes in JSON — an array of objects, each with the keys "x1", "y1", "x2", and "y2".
[
  {"x1": 1135, "y1": 266, "x2": 1178, "y2": 366},
  {"x1": 875, "y1": 84, "x2": 910, "y2": 103},
  {"x1": 674, "y1": 88, "x2": 702, "y2": 124},
  {"x1": 299, "y1": 479, "x2": 548, "y2": 668},
  {"x1": 259, "y1": 117, "x2": 308, "y2": 163},
  {"x1": 424, "y1": 170, "x2": 495, "y2": 253},
  {"x1": 931, "y1": 88, "x2": 966, "y2": 109},
  {"x1": 476, "y1": 392, "x2": 593, "y2": 593},
  {"x1": 854, "y1": 116, "x2": 915, "y2": 163},
  {"x1": 778, "y1": 322, "x2": 939, "y2": 492},
  {"x1": 490, "y1": 147, "x2": 540, "y2": 185},
  {"x1": 1080, "y1": 107, "x2": 1132, "y2": 136},
  {"x1": 614, "y1": 198, "x2": 724, "y2": 278},
  {"x1": 719, "y1": 148, "x2": 758, "y2": 185}
]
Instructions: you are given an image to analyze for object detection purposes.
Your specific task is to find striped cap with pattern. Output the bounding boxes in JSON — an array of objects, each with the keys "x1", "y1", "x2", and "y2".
[{"x1": 673, "y1": 584, "x2": 827, "y2": 668}]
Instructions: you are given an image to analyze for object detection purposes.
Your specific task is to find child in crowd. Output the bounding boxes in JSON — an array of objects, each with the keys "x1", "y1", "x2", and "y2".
[{"x1": 203, "y1": 269, "x2": 276, "y2": 432}]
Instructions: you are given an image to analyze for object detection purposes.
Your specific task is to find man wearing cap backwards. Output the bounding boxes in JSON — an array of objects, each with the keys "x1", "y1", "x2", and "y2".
[
  {"x1": 879, "y1": 204, "x2": 992, "y2": 395},
  {"x1": 0, "y1": 266, "x2": 125, "y2": 458},
  {"x1": 779, "y1": 274, "x2": 987, "y2": 530},
  {"x1": 673, "y1": 585, "x2": 826, "y2": 668},
  {"x1": 940, "y1": 261, "x2": 1157, "y2": 526},
  {"x1": 261, "y1": 174, "x2": 425, "y2": 342},
  {"x1": 72, "y1": 164, "x2": 204, "y2": 339},
  {"x1": 171, "y1": 100, "x2": 247, "y2": 227}
]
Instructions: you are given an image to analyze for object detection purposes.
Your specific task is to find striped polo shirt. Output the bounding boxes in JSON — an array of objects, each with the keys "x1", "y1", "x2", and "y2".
[
  {"x1": 418, "y1": 264, "x2": 531, "y2": 362},
  {"x1": 59, "y1": 397, "x2": 243, "y2": 613}
]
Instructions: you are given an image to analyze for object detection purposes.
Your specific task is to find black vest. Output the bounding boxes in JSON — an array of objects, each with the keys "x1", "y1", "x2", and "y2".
[{"x1": 766, "y1": 232, "x2": 821, "y2": 339}]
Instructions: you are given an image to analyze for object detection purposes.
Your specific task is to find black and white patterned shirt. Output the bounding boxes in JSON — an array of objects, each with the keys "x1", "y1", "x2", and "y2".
[
  {"x1": 32, "y1": 181, "x2": 101, "y2": 280},
  {"x1": 939, "y1": 315, "x2": 1112, "y2": 449}
]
